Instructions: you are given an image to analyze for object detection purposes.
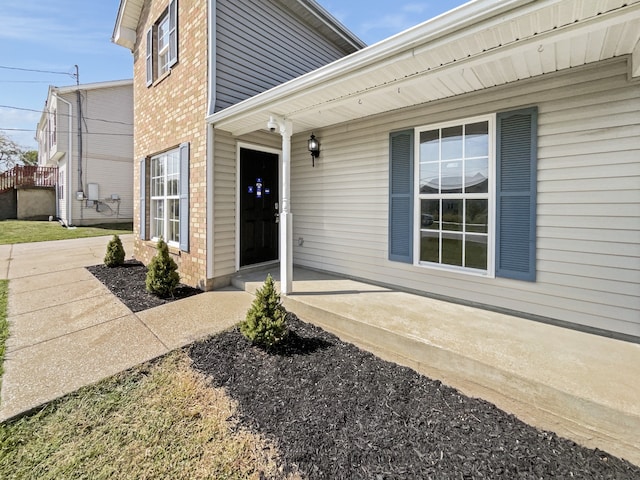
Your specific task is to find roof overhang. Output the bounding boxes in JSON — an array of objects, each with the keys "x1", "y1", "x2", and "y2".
[
  {"x1": 112, "y1": 0, "x2": 145, "y2": 51},
  {"x1": 207, "y1": 0, "x2": 640, "y2": 137}
]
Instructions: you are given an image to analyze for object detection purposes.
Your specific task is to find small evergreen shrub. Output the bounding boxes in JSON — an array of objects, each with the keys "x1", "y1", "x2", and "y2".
[
  {"x1": 104, "y1": 235, "x2": 126, "y2": 267},
  {"x1": 240, "y1": 274, "x2": 288, "y2": 348},
  {"x1": 145, "y1": 238, "x2": 180, "y2": 298}
]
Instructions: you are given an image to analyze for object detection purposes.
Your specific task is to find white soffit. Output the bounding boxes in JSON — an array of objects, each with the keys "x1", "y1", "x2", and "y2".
[{"x1": 209, "y1": 0, "x2": 640, "y2": 136}]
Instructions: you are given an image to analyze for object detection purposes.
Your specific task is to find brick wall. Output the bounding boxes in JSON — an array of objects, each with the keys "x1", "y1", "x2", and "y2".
[{"x1": 133, "y1": 0, "x2": 208, "y2": 289}]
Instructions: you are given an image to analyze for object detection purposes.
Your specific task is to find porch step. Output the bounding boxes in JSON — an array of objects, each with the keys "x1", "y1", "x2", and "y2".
[{"x1": 231, "y1": 267, "x2": 640, "y2": 466}]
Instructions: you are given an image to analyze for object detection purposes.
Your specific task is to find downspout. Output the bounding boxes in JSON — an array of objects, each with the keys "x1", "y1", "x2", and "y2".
[
  {"x1": 76, "y1": 88, "x2": 83, "y2": 223},
  {"x1": 206, "y1": 0, "x2": 217, "y2": 283},
  {"x1": 54, "y1": 92, "x2": 74, "y2": 225}
]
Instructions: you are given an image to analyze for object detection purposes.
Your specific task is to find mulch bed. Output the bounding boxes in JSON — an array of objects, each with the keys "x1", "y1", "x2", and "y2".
[
  {"x1": 87, "y1": 264, "x2": 640, "y2": 479},
  {"x1": 190, "y1": 316, "x2": 640, "y2": 480},
  {"x1": 87, "y1": 260, "x2": 202, "y2": 312}
]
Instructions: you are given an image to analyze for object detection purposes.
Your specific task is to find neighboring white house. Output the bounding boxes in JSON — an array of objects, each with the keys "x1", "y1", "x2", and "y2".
[
  {"x1": 205, "y1": 0, "x2": 640, "y2": 341},
  {"x1": 37, "y1": 79, "x2": 134, "y2": 226}
]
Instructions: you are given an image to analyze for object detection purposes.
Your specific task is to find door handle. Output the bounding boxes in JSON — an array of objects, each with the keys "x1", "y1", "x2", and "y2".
[{"x1": 274, "y1": 213, "x2": 280, "y2": 224}]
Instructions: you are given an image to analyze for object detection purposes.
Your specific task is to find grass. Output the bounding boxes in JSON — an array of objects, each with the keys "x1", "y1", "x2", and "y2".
[
  {"x1": 0, "y1": 280, "x2": 7, "y2": 386},
  {"x1": 0, "y1": 351, "x2": 289, "y2": 480},
  {"x1": 0, "y1": 220, "x2": 133, "y2": 245}
]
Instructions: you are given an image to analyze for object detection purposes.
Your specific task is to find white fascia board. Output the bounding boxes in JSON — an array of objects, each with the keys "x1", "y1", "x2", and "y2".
[{"x1": 206, "y1": 0, "x2": 533, "y2": 127}]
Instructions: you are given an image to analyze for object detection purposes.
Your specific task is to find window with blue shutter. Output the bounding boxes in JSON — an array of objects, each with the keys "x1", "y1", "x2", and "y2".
[
  {"x1": 179, "y1": 142, "x2": 189, "y2": 252},
  {"x1": 389, "y1": 130, "x2": 414, "y2": 263},
  {"x1": 496, "y1": 107, "x2": 538, "y2": 281}
]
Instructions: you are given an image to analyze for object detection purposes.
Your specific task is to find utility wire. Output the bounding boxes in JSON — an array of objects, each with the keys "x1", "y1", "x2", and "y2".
[
  {"x1": 1, "y1": 128, "x2": 133, "y2": 137},
  {"x1": 0, "y1": 80, "x2": 58, "y2": 84},
  {"x1": 0, "y1": 105, "x2": 133, "y2": 127},
  {"x1": 0, "y1": 65, "x2": 76, "y2": 77}
]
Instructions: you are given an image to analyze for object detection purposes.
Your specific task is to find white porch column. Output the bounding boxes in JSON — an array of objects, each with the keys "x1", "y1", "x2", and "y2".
[{"x1": 277, "y1": 118, "x2": 293, "y2": 294}]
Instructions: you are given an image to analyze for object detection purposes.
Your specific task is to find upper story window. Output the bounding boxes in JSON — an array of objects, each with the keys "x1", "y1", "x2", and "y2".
[{"x1": 146, "y1": 0, "x2": 178, "y2": 86}]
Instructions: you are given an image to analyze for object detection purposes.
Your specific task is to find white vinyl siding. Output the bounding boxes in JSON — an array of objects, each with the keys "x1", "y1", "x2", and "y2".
[
  {"x1": 289, "y1": 58, "x2": 640, "y2": 338},
  {"x1": 214, "y1": 0, "x2": 353, "y2": 112}
]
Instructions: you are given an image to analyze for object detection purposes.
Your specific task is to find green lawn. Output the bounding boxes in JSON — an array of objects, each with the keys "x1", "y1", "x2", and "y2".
[
  {"x1": 0, "y1": 220, "x2": 133, "y2": 245},
  {"x1": 0, "y1": 352, "x2": 285, "y2": 480}
]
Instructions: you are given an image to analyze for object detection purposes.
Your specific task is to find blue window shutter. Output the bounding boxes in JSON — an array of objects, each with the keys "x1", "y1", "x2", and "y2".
[
  {"x1": 179, "y1": 142, "x2": 189, "y2": 252},
  {"x1": 139, "y1": 158, "x2": 146, "y2": 240},
  {"x1": 389, "y1": 130, "x2": 414, "y2": 263},
  {"x1": 145, "y1": 28, "x2": 153, "y2": 87},
  {"x1": 168, "y1": 0, "x2": 178, "y2": 67},
  {"x1": 496, "y1": 107, "x2": 538, "y2": 281}
]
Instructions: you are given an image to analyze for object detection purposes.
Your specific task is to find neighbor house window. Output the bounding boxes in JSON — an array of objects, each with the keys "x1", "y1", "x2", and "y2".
[
  {"x1": 389, "y1": 108, "x2": 537, "y2": 282},
  {"x1": 58, "y1": 170, "x2": 64, "y2": 200},
  {"x1": 150, "y1": 148, "x2": 180, "y2": 245},
  {"x1": 417, "y1": 117, "x2": 492, "y2": 273},
  {"x1": 146, "y1": 0, "x2": 178, "y2": 86}
]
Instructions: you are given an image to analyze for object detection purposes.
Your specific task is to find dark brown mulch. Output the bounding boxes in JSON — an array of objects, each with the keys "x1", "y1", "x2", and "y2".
[
  {"x1": 86, "y1": 264, "x2": 640, "y2": 479},
  {"x1": 189, "y1": 316, "x2": 640, "y2": 480},
  {"x1": 86, "y1": 260, "x2": 202, "y2": 312}
]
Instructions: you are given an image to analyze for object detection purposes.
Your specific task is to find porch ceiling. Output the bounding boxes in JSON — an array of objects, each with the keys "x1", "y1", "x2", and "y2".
[{"x1": 208, "y1": 0, "x2": 640, "y2": 136}]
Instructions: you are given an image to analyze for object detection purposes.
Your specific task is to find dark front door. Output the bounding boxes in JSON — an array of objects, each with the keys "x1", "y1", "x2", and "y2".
[{"x1": 240, "y1": 148, "x2": 279, "y2": 267}]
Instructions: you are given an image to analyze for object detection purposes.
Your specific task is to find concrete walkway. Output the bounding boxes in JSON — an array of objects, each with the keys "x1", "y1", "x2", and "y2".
[
  {"x1": 1, "y1": 236, "x2": 639, "y2": 466},
  {"x1": 0, "y1": 235, "x2": 251, "y2": 421}
]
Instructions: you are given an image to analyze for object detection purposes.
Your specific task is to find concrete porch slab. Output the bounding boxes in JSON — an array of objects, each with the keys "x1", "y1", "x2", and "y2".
[{"x1": 232, "y1": 266, "x2": 640, "y2": 466}]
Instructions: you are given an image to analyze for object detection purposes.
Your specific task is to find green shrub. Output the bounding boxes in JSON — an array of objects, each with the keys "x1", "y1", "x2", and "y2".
[
  {"x1": 145, "y1": 238, "x2": 180, "y2": 298},
  {"x1": 240, "y1": 274, "x2": 288, "y2": 348},
  {"x1": 104, "y1": 234, "x2": 126, "y2": 267}
]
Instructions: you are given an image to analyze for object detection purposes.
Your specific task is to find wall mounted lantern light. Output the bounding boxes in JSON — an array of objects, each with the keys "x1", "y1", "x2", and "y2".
[{"x1": 308, "y1": 133, "x2": 320, "y2": 167}]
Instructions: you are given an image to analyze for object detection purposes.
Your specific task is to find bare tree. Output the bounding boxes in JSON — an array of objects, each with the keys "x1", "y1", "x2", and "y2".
[{"x1": 0, "y1": 132, "x2": 27, "y2": 172}]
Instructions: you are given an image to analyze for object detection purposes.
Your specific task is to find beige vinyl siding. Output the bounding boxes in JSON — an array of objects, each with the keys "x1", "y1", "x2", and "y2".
[
  {"x1": 63, "y1": 84, "x2": 134, "y2": 225},
  {"x1": 290, "y1": 58, "x2": 640, "y2": 338},
  {"x1": 212, "y1": 129, "x2": 280, "y2": 278}
]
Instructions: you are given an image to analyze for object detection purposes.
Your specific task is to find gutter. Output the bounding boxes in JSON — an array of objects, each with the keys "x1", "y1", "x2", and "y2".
[{"x1": 206, "y1": 0, "x2": 533, "y2": 126}]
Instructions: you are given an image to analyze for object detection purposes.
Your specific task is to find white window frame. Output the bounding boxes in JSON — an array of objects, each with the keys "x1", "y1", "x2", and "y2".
[
  {"x1": 157, "y1": 14, "x2": 171, "y2": 76},
  {"x1": 413, "y1": 114, "x2": 496, "y2": 277},
  {"x1": 150, "y1": 148, "x2": 180, "y2": 247}
]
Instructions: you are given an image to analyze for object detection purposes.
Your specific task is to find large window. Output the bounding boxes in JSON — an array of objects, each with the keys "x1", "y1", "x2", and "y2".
[
  {"x1": 150, "y1": 149, "x2": 180, "y2": 245},
  {"x1": 389, "y1": 108, "x2": 537, "y2": 282},
  {"x1": 417, "y1": 116, "x2": 493, "y2": 274}
]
